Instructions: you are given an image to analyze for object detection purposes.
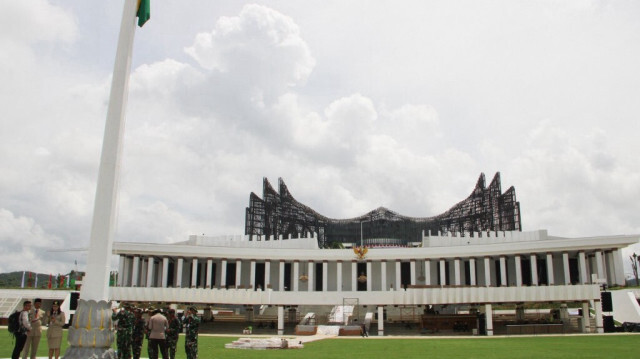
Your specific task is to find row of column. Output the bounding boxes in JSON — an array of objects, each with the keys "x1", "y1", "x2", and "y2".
[
  {"x1": 117, "y1": 249, "x2": 625, "y2": 290},
  {"x1": 266, "y1": 300, "x2": 602, "y2": 336}
]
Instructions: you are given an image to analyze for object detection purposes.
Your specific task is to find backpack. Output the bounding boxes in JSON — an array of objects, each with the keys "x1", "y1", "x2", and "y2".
[{"x1": 8, "y1": 311, "x2": 22, "y2": 337}]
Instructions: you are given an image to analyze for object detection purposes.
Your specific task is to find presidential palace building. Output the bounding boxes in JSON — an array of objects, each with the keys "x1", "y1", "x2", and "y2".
[{"x1": 110, "y1": 173, "x2": 640, "y2": 336}]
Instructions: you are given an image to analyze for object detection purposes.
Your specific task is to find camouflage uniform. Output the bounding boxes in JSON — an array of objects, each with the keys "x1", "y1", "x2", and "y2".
[
  {"x1": 165, "y1": 316, "x2": 182, "y2": 359},
  {"x1": 184, "y1": 312, "x2": 200, "y2": 359},
  {"x1": 112, "y1": 308, "x2": 135, "y2": 359},
  {"x1": 131, "y1": 315, "x2": 146, "y2": 359}
]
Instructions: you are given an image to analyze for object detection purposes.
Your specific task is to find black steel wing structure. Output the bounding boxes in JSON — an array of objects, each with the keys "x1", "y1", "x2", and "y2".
[{"x1": 245, "y1": 172, "x2": 521, "y2": 248}]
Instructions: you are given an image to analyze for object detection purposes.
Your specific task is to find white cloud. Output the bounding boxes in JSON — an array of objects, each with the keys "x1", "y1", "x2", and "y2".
[{"x1": 0, "y1": 1, "x2": 639, "y2": 275}]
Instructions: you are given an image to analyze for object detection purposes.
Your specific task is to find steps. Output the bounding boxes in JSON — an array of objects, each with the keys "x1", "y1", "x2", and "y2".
[{"x1": 225, "y1": 337, "x2": 304, "y2": 350}]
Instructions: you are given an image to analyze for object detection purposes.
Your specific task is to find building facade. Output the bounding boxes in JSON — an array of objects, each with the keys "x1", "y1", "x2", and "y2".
[{"x1": 110, "y1": 175, "x2": 639, "y2": 335}]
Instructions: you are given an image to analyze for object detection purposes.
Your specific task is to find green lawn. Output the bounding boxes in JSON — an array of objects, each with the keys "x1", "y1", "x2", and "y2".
[{"x1": 1, "y1": 332, "x2": 638, "y2": 358}]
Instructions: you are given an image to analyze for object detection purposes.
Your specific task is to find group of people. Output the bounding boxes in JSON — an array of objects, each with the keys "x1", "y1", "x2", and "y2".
[
  {"x1": 112, "y1": 303, "x2": 200, "y2": 359},
  {"x1": 11, "y1": 298, "x2": 66, "y2": 359}
]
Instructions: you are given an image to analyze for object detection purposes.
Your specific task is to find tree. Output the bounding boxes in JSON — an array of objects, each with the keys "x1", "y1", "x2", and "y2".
[{"x1": 631, "y1": 253, "x2": 639, "y2": 287}]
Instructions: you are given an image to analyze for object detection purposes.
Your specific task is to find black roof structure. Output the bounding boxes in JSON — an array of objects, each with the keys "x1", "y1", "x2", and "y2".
[{"x1": 245, "y1": 172, "x2": 521, "y2": 248}]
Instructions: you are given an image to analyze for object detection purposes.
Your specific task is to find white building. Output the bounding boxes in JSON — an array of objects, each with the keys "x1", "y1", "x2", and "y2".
[{"x1": 111, "y1": 229, "x2": 639, "y2": 335}]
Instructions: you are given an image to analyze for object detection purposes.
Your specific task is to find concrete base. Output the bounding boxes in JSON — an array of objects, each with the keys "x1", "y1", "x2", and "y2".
[{"x1": 62, "y1": 347, "x2": 116, "y2": 359}]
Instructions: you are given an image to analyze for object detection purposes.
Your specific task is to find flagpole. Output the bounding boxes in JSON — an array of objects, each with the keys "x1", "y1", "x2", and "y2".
[
  {"x1": 64, "y1": 1, "x2": 140, "y2": 357},
  {"x1": 81, "y1": 0, "x2": 138, "y2": 302}
]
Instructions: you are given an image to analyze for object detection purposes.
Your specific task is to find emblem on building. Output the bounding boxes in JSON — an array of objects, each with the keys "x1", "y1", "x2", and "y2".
[{"x1": 354, "y1": 246, "x2": 368, "y2": 260}]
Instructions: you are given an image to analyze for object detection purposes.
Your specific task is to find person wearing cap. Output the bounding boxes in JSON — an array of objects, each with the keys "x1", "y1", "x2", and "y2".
[
  {"x1": 112, "y1": 303, "x2": 135, "y2": 359},
  {"x1": 165, "y1": 309, "x2": 181, "y2": 359},
  {"x1": 184, "y1": 307, "x2": 200, "y2": 359},
  {"x1": 131, "y1": 308, "x2": 146, "y2": 359},
  {"x1": 22, "y1": 298, "x2": 45, "y2": 359},
  {"x1": 146, "y1": 307, "x2": 168, "y2": 359},
  {"x1": 45, "y1": 301, "x2": 65, "y2": 359}
]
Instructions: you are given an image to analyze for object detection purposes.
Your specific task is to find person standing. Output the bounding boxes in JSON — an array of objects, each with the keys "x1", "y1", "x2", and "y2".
[
  {"x1": 112, "y1": 303, "x2": 135, "y2": 359},
  {"x1": 131, "y1": 309, "x2": 146, "y2": 359},
  {"x1": 12, "y1": 301, "x2": 32, "y2": 359},
  {"x1": 184, "y1": 307, "x2": 200, "y2": 359},
  {"x1": 45, "y1": 301, "x2": 66, "y2": 359},
  {"x1": 147, "y1": 308, "x2": 169, "y2": 359},
  {"x1": 22, "y1": 298, "x2": 45, "y2": 359},
  {"x1": 165, "y1": 309, "x2": 181, "y2": 359}
]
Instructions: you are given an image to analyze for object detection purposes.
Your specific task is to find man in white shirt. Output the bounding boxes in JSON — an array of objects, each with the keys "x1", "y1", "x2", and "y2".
[
  {"x1": 147, "y1": 308, "x2": 169, "y2": 359},
  {"x1": 12, "y1": 301, "x2": 32, "y2": 359}
]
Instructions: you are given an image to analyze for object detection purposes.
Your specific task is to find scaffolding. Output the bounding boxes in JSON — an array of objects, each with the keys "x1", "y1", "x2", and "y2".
[{"x1": 245, "y1": 172, "x2": 522, "y2": 247}]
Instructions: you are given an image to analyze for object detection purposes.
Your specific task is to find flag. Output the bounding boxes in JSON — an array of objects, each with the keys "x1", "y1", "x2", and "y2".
[
  {"x1": 48, "y1": 274, "x2": 52, "y2": 289},
  {"x1": 137, "y1": 0, "x2": 150, "y2": 27},
  {"x1": 35, "y1": 274, "x2": 38, "y2": 288},
  {"x1": 21, "y1": 271, "x2": 25, "y2": 288},
  {"x1": 28, "y1": 272, "x2": 32, "y2": 288}
]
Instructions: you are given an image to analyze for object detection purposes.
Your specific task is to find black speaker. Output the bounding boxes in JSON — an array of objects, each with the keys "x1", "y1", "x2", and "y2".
[
  {"x1": 601, "y1": 291, "x2": 613, "y2": 312},
  {"x1": 69, "y1": 292, "x2": 80, "y2": 310},
  {"x1": 603, "y1": 315, "x2": 615, "y2": 333}
]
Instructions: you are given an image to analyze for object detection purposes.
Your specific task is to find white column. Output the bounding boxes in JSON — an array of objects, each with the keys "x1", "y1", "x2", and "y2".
[
  {"x1": 220, "y1": 259, "x2": 227, "y2": 288},
  {"x1": 131, "y1": 256, "x2": 140, "y2": 287},
  {"x1": 499, "y1": 256, "x2": 507, "y2": 287},
  {"x1": 563, "y1": 252, "x2": 571, "y2": 285},
  {"x1": 469, "y1": 258, "x2": 476, "y2": 286},
  {"x1": 323, "y1": 261, "x2": 328, "y2": 292},
  {"x1": 515, "y1": 255, "x2": 522, "y2": 287},
  {"x1": 161, "y1": 257, "x2": 169, "y2": 288},
  {"x1": 352, "y1": 261, "x2": 358, "y2": 291},
  {"x1": 337, "y1": 261, "x2": 343, "y2": 292},
  {"x1": 380, "y1": 261, "x2": 387, "y2": 290},
  {"x1": 146, "y1": 258, "x2": 154, "y2": 287},
  {"x1": 582, "y1": 302, "x2": 591, "y2": 333},
  {"x1": 367, "y1": 261, "x2": 373, "y2": 291},
  {"x1": 410, "y1": 260, "x2": 416, "y2": 286},
  {"x1": 395, "y1": 261, "x2": 402, "y2": 289},
  {"x1": 531, "y1": 254, "x2": 538, "y2": 286},
  {"x1": 377, "y1": 306, "x2": 384, "y2": 336},
  {"x1": 236, "y1": 259, "x2": 242, "y2": 288},
  {"x1": 546, "y1": 253, "x2": 555, "y2": 285},
  {"x1": 250, "y1": 260, "x2": 256, "y2": 290},
  {"x1": 206, "y1": 259, "x2": 213, "y2": 288},
  {"x1": 277, "y1": 306, "x2": 284, "y2": 336},
  {"x1": 594, "y1": 300, "x2": 603, "y2": 333},
  {"x1": 439, "y1": 259, "x2": 446, "y2": 286},
  {"x1": 279, "y1": 261, "x2": 285, "y2": 291},
  {"x1": 454, "y1": 258, "x2": 461, "y2": 285},
  {"x1": 122, "y1": 256, "x2": 131, "y2": 287},
  {"x1": 579, "y1": 251, "x2": 588, "y2": 284},
  {"x1": 484, "y1": 257, "x2": 491, "y2": 287},
  {"x1": 293, "y1": 261, "x2": 299, "y2": 292},
  {"x1": 191, "y1": 258, "x2": 198, "y2": 288},
  {"x1": 308, "y1": 261, "x2": 314, "y2": 292},
  {"x1": 595, "y1": 251, "x2": 605, "y2": 282},
  {"x1": 424, "y1": 259, "x2": 431, "y2": 286},
  {"x1": 117, "y1": 256, "x2": 125, "y2": 287},
  {"x1": 175, "y1": 257, "x2": 183, "y2": 287},
  {"x1": 485, "y1": 304, "x2": 494, "y2": 336},
  {"x1": 140, "y1": 258, "x2": 147, "y2": 287},
  {"x1": 612, "y1": 249, "x2": 626, "y2": 286},
  {"x1": 265, "y1": 261, "x2": 271, "y2": 289}
]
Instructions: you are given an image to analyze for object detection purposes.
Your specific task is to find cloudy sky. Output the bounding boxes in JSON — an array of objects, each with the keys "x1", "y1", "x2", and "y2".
[{"x1": 1, "y1": 0, "x2": 639, "y2": 276}]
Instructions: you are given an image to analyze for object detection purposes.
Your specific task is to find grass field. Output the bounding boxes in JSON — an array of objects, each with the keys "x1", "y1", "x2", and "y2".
[{"x1": 1, "y1": 332, "x2": 638, "y2": 359}]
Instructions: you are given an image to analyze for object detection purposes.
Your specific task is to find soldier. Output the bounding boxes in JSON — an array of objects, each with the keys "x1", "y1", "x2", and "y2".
[
  {"x1": 183, "y1": 306, "x2": 200, "y2": 359},
  {"x1": 165, "y1": 308, "x2": 181, "y2": 359},
  {"x1": 131, "y1": 309, "x2": 146, "y2": 359},
  {"x1": 112, "y1": 303, "x2": 135, "y2": 359}
]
